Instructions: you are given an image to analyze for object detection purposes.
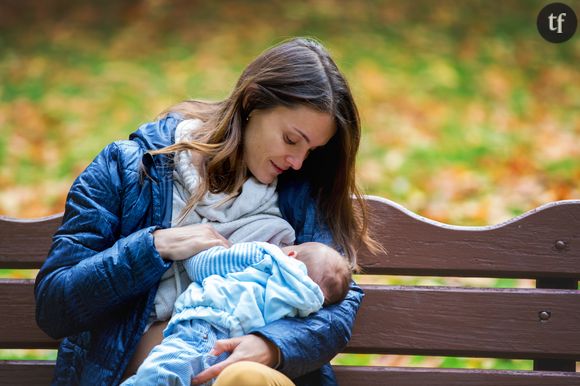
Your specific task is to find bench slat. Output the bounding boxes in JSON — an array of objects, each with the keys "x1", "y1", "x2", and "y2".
[
  {"x1": 3, "y1": 280, "x2": 580, "y2": 360},
  {"x1": 358, "y1": 198, "x2": 580, "y2": 278},
  {"x1": 0, "y1": 361, "x2": 55, "y2": 386},
  {"x1": 0, "y1": 280, "x2": 59, "y2": 348},
  {"x1": 2, "y1": 199, "x2": 580, "y2": 278},
  {"x1": 334, "y1": 366, "x2": 580, "y2": 386},
  {"x1": 0, "y1": 215, "x2": 61, "y2": 269},
  {"x1": 347, "y1": 286, "x2": 580, "y2": 359},
  {"x1": 3, "y1": 362, "x2": 579, "y2": 386}
]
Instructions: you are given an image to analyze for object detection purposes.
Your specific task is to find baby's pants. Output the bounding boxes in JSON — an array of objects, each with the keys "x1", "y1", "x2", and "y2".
[{"x1": 122, "y1": 320, "x2": 228, "y2": 386}]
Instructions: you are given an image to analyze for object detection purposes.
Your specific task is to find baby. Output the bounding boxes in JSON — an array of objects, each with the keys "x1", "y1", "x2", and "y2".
[{"x1": 122, "y1": 241, "x2": 351, "y2": 386}]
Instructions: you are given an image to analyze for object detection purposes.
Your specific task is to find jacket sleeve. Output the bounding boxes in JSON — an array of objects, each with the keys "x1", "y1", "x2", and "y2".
[
  {"x1": 253, "y1": 283, "x2": 363, "y2": 378},
  {"x1": 34, "y1": 142, "x2": 170, "y2": 339},
  {"x1": 252, "y1": 176, "x2": 364, "y2": 379}
]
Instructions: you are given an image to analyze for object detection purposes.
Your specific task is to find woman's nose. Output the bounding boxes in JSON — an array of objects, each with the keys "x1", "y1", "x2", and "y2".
[{"x1": 286, "y1": 154, "x2": 305, "y2": 170}]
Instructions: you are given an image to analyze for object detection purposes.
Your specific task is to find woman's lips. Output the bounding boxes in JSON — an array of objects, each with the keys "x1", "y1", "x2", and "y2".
[{"x1": 271, "y1": 161, "x2": 284, "y2": 174}]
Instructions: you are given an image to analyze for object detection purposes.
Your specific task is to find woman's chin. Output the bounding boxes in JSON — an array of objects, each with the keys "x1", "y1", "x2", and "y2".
[
  {"x1": 249, "y1": 171, "x2": 276, "y2": 185},
  {"x1": 260, "y1": 176, "x2": 277, "y2": 185}
]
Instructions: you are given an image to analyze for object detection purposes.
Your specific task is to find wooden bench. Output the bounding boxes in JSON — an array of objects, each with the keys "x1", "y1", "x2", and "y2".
[{"x1": 1, "y1": 196, "x2": 579, "y2": 385}]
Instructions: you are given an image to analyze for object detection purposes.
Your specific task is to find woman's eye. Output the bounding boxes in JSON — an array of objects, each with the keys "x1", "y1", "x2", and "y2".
[{"x1": 284, "y1": 135, "x2": 297, "y2": 145}]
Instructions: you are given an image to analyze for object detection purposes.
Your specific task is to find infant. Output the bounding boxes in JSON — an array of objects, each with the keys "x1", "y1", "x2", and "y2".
[{"x1": 122, "y1": 241, "x2": 351, "y2": 386}]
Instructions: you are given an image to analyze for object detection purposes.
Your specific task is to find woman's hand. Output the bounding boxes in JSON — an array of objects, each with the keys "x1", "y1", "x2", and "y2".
[
  {"x1": 191, "y1": 334, "x2": 278, "y2": 385},
  {"x1": 153, "y1": 224, "x2": 230, "y2": 261}
]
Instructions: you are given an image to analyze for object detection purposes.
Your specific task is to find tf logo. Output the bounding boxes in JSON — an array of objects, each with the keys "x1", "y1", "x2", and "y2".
[{"x1": 537, "y1": 2, "x2": 577, "y2": 43}]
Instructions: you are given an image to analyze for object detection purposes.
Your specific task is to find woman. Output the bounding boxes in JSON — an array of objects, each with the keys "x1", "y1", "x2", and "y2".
[{"x1": 35, "y1": 37, "x2": 377, "y2": 386}]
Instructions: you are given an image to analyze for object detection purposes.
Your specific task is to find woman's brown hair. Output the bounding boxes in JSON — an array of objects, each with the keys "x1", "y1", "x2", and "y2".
[{"x1": 155, "y1": 37, "x2": 380, "y2": 266}]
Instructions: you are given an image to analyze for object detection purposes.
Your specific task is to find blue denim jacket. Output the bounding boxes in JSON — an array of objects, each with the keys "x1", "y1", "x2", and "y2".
[{"x1": 34, "y1": 114, "x2": 363, "y2": 385}]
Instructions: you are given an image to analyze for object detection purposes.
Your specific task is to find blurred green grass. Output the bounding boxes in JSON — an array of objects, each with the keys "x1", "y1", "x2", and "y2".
[
  {"x1": 332, "y1": 353, "x2": 532, "y2": 370},
  {"x1": 1, "y1": 0, "x2": 578, "y2": 369},
  {"x1": 1, "y1": 0, "x2": 578, "y2": 223}
]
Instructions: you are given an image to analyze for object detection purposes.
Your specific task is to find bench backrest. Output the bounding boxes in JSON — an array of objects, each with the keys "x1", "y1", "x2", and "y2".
[{"x1": 1, "y1": 197, "x2": 579, "y2": 385}]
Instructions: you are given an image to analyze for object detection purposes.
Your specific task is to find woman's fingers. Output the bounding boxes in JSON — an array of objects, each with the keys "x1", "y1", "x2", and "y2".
[
  {"x1": 192, "y1": 356, "x2": 234, "y2": 385},
  {"x1": 192, "y1": 338, "x2": 241, "y2": 384},
  {"x1": 153, "y1": 223, "x2": 230, "y2": 261},
  {"x1": 207, "y1": 226, "x2": 231, "y2": 248},
  {"x1": 185, "y1": 223, "x2": 230, "y2": 253},
  {"x1": 209, "y1": 337, "x2": 240, "y2": 356},
  {"x1": 192, "y1": 334, "x2": 278, "y2": 384}
]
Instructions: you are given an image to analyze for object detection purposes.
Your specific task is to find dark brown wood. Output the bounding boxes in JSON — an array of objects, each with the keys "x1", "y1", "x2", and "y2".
[
  {"x1": 533, "y1": 359, "x2": 576, "y2": 372},
  {"x1": 0, "y1": 280, "x2": 59, "y2": 348},
  {"x1": 3, "y1": 199, "x2": 580, "y2": 276},
  {"x1": 10, "y1": 282, "x2": 578, "y2": 358},
  {"x1": 0, "y1": 214, "x2": 62, "y2": 269},
  {"x1": 533, "y1": 279, "x2": 578, "y2": 372},
  {"x1": 2, "y1": 362, "x2": 580, "y2": 386},
  {"x1": 357, "y1": 198, "x2": 580, "y2": 278},
  {"x1": 347, "y1": 285, "x2": 580, "y2": 359},
  {"x1": 0, "y1": 361, "x2": 55, "y2": 386},
  {"x1": 536, "y1": 278, "x2": 578, "y2": 290},
  {"x1": 334, "y1": 366, "x2": 580, "y2": 386}
]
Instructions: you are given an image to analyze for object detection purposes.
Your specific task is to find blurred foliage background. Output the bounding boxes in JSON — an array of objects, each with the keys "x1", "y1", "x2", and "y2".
[{"x1": 1, "y1": 0, "x2": 579, "y2": 370}]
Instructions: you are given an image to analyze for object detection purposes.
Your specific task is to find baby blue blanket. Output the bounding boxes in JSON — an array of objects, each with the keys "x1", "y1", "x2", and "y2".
[{"x1": 165, "y1": 242, "x2": 324, "y2": 337}]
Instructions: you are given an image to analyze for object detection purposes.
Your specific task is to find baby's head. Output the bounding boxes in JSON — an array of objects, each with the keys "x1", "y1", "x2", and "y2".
[{"x1": 281, "y1": 242, "x2": 352, "y2": 306}]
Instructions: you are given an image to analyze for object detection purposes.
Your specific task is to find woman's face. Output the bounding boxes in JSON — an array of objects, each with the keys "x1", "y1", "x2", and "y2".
[{"x1": 243, "y1": 105, "x2": 336, "y2": 184}]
